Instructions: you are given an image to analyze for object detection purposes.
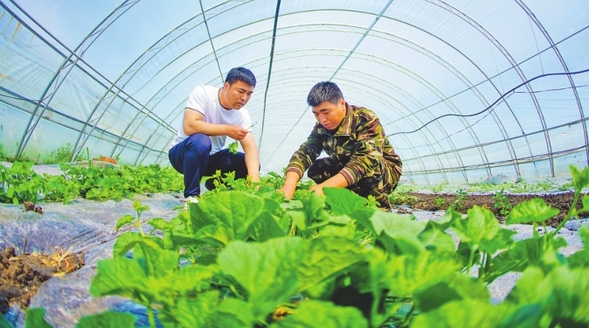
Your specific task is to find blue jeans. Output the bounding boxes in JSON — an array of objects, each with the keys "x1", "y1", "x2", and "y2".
[{"x1": 168, "y1": 133, "x2": 247, "y2": 197}]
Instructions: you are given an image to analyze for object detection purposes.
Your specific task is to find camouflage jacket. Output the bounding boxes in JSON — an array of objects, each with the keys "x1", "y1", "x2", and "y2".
[{"x1": 286, "y1": 104, "x2": 402, "y2": 186}]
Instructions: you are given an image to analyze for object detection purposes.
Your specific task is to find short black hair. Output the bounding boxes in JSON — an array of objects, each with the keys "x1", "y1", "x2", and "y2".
[
  {"x1": 225, "y1": 67, "x2": 256, "y2": 87},
  {"x1": 307, "y1": 81, "x2": 344, "y2": 107}
]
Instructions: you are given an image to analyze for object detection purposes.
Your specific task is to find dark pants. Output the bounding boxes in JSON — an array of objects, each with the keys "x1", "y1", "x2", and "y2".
[
  {"x1": 308, "y1": 157, "x2": 394, "y2": 210},
  {"x1": 168, "y1": 134, "x2": 247, "y2": 197}
]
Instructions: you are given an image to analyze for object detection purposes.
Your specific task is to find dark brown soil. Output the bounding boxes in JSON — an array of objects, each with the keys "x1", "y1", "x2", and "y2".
[
  {"x1": 0, "y1": 246, "x2": 84, "y2": 315},
  {"x1": 399, "y1": 190, "x2": 582, "y2": 226}
]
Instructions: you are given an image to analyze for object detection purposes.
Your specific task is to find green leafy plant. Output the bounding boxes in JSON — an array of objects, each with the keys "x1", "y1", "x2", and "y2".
[
  {"x1": 228, "y1": 140, "x2": 239, "y2": 155},
  {"x1": 0, "y1": 161, "x2": 46, "y2": 204},
  {"x1": 15, "y1": 165, "x2": 589, "y2": 328},
  {"x1": 0, "y1": 143, "x2": 8, "y2": 161},
  {"x1": 44, "y1": 143, "x2": 81, "y2": 164},
  {"x1": 492, "y1": 188, "x2": 513, "y2": 217},
  {"x1": 450, "y1": 188, "x2": 468, "y2": 212},
  {"x1": 434, "y1": 197, "x2": 446, "y2": 209}
]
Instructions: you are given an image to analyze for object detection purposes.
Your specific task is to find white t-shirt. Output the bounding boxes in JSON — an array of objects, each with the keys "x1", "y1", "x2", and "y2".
[{"x1": 169, "y1": 85, "x2": 252, "y2": 154}]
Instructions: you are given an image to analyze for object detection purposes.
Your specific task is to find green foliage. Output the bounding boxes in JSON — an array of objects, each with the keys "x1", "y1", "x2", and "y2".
[
  {"x1": 0, "y1": 161, "x2": 45, "y2": 204},
  {"x1": 434, "y1": 197, "x2": 446, "y2": 209},
  {"x1": 0, "y1": 143, "x2": 7, "y2": 161},
  {"x1": 491, "y1": 189, "x2": 513, "y2": 217},
  {"x1": 11, "y1": 164, "x2": 589, "y2": 327},
  {"x1": 0, "y1": 161, "x2": 183, "y2": 204},
  {"x1": 44, "y1": 143, "x2": 81, "y2": 164},
  {"x1": 228, "y1": 140, "x2": 239, "y2": 155},
  {"x1": 450, "y1": 188, "x2": 468, "y2": 212},
  {"x1": 388, "y1": 189, "x2": 418, "y2": 206},
  {"x1": 78, "y1": 166, "x2": 589, "y2": 327}
]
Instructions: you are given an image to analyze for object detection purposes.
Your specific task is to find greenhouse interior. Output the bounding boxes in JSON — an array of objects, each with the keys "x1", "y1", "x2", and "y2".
[{"x1": 1, "y1": 1, "x2": 589, "y2": 328}]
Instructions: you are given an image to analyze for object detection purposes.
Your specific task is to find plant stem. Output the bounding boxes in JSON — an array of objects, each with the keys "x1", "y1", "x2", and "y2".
[
  {"x1": 552, "y1": 190, "x2": 580, "y2": 236},
  {"x1": 147, "y1": 306, "x2": 156, "y2": 328},
  {"x1": 466, "y1": 245, "x2": 476, "y2": 276}
]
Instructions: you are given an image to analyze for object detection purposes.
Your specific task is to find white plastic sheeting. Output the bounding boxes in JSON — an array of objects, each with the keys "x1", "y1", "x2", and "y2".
[{"x1": 0, "y1": 0, "x2": 587, "y2": 185}]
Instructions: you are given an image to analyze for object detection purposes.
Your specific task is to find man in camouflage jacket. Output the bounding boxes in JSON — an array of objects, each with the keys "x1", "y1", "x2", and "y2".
[{"x1": 278, "y1": 81, "x2": 402, "y2": 210}]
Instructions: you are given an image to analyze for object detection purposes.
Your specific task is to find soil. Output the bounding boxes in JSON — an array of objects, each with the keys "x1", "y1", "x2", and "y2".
[
  {"x1": 0, "y1": 246, "x2": 85, "y2": 315},
  {"x1": 400, "y1": 190, "x2": 583, "y2": 227},
  {"x1": 0, "y1": 190, "x2": 583, "y2": 318}
]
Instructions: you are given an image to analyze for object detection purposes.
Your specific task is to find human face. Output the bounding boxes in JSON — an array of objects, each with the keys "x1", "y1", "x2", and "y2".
[
  {"x1": 220, "y1": 80, "x2": 254, "y2": 109},
  {"x1": 312, "y1": 99, "x2": 346, "y2": 131}
]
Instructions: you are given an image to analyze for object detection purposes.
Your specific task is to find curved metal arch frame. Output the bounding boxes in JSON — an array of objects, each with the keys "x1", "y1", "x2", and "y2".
[
  {"x1": 6, "y1": 0, "x2": 584, "y2": 183},
  {"x1": 430, "y1": 1, "x2": 553, "y2": 176},
  {"x1": 89, "y1": 4, "x2": 545, "y2": 177},
  {"x1": 515, "y1": 0, "x2": 588, "y2": 169},
  {"x1": 12, "y1": 0, "x2": 141, "y2": 159}
]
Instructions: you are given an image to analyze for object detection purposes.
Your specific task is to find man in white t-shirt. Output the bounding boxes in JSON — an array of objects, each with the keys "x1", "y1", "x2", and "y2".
[{"x1": 168, "y1": 67, "x2": 260, "y2": 199}]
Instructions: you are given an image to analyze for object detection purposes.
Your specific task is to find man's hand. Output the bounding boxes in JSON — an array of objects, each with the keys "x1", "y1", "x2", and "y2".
[
  {"x1": 278, "y1": 171, "x2": 301, "y2": 200},
  {"x1": 227, "y1": 124, "x2": 249, "y2": 141},
  {"x1": 309, "y1": 184, "x2": 325, "y2": 196},
  {"x1": 277, "y1": 185, "x2": 296, "y2": 200}
]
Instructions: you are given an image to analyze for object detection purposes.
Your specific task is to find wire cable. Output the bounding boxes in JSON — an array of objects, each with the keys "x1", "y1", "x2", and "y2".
[{"x1": 388, "y1": 68, "x2": 589, "y2": 137}]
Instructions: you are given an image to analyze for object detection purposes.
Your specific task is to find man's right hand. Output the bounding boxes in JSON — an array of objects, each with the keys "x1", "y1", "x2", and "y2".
[
  {"x1": 227, "y1": 124, "x2": 248, "y2": 141},
  {"x1": 278, "y1": 171, "x2": 301, "y2": 200}
]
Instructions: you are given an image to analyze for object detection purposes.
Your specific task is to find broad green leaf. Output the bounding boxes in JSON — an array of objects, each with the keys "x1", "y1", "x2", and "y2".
[
  {"x1": 350, "y1": 207, "x2": 378, "y2": 234},
  {"x1": 370, "y1": 211, "x2": 424, "y2": 237},
  {"x1": 169, "y1": 265, "x2": 218, "y2": 294},
  {"x1": 138, "y1": 241, "x2": 179, "y2": 278},
  {"x1": 506, "y1": 198, "x2": 559, "y2": 224},
  {"x1": 209, "y1": 298, "x2": 257, "y2": 328},
  {"x1": 287, "y1": 192, "x2": 331, "y2": 235},
  {"x1": 194, "y1": 224, "x2": 234, "y2": 247},
  {"x1": 411, "y1": 300, "x2": 522, "y2": 328},
  {"x1": 24, "y1": 308, "x2": 52, "y2": 328},
  {"x1": 323, "y1": 187, "x2": 368, "y2": 216},
  {"x1": 115, "y1": 214, "x2": 136, "y2": 232},
  {"x1": 507, "y1": 266, "x2": 589, "y2": 325},
  {"x1": 246, "y1": 211, "x2": 288, "y2": 242},
  {"x1": 418, "y1": 220, "x2": 457, "y2": 254},
  {"x1": 146, "y1": 217, "x2": 171, "y2": 232},
  {"x1": 90, "y1": 256, "x2": 148, "y2": 299},
  {"x1": 541, "y1": 266, "x2": 589, "y2": 324},
  {"x1": 112, "y1": 231, "x2": 143, "y2": 257},
  {"x1": 297, "y1": 236, "x2": 368, "y2": 293},
  {"x1": 504, "y1": 267, "x2": 545, "y2": 305},
  {"x1": 91, "y1": 242, "x2": 179, "y2": 303},
  {"x1": 318, "y1": 215, "x2": 356, "y2": 238},
  {"x1": 270, "y1": 300, "x2": 368, "y2": 328},
  {"x1": 158, "y1": 290, "x2": 219, "y2": 327},
  {"x1": 499, "y1": 304, "x2": 545, "y2": 328},
  {"x1": 386, "y1": 251, "x2": 460, "y2": 297},
  {"x1": 191, "y1": 191, "x2": 282, "y2": 240},
  {"x1": 76, "y1": 311, "x2": 135, "y2": 328},
  {"x1": 217, "y1": 238, "x2": 307, "y2": 318},
  {"x1": 478, "y1": 227, "x2": 517, "y2": 254},
  {"x1": 376, "y1": 231, "x2": 425, "y2": 256},
  {"x1": 413, "y1": 273, "x2": 490, "y2": 313},
  {"x1": 485, "y1": 235, "x2": 567, "y2": 284},
  {"x1": 452, "y1": 206, "x2": 501, "y2": 246},
  {"x1": 570, "y1": 165, "x2": 589, "y2": 191}
]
